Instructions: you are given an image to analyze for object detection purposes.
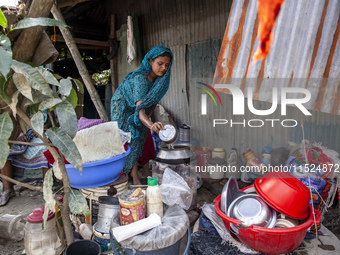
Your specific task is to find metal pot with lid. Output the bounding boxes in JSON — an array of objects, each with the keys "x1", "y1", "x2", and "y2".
[{"x1": 157, "y1": 144, "x2": 194, "y2": 164}]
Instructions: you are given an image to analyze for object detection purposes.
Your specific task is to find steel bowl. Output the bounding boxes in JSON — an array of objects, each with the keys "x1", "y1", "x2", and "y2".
[
  {"x1": 227, "y1": 193, "x2": 277, "y2": 233},
  {"x1": 220, "y1": 176, "x2": 239, "y2": 214}
]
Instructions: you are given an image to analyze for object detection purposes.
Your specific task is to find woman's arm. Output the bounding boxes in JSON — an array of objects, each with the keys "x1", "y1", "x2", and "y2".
[
  {"x1": 147, "y1": 104, "x2": 157, "y2": 118},
  {"x1": 136, "y1": 101, "x2": 163, "y2": 133}
]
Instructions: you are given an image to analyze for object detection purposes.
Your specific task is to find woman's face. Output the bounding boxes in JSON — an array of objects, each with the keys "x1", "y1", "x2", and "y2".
[{"x1": 149, "y1": 56, "x2": 171, "y2": 77}]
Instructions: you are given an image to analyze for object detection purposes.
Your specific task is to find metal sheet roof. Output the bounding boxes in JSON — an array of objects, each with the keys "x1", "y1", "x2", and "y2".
[{"x1": 213, "y1": 0, "x2": 340, "y2": 115}]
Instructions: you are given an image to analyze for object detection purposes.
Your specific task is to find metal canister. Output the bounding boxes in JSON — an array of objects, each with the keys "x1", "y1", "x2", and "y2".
[
  {"x1": 159, "y1": 124, "x2": 177, "y2": 144},
  {"x1": 118, "y1": 190, "x2": 145, "y2": 226},
  {"x1": 179, "y1": 124, "x2": 190, "y2": 142},
  {"x1": 95, "y1": 196, "x2": 120, "y2": 234},
  {"x1": 0, "y1": 214, "x2": 26, "y2": 241}
]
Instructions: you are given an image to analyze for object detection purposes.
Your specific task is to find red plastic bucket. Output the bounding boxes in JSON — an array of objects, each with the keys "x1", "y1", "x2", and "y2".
[{"x1": 214, "y1": 192, "x2": 321, "y2": 254}]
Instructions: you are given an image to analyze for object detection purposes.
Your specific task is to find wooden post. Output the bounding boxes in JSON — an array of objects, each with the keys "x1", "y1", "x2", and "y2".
[
  {"x1": 51, "y1": 4, "x2": 109, "y2": 121},
  {"x1": 110, "y1": 15, "x2": 119, "y2": 94}
]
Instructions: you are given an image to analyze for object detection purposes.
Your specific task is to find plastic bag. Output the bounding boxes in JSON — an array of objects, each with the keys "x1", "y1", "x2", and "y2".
[
  {"x1": 110, "y1": 205, "x2": 189, "y2": 251},
  {"x1": 159, "y1": 168, "x2": 193, "y2": 210}
]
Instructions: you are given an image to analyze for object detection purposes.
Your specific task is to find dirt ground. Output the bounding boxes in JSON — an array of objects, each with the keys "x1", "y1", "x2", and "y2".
[{"x1": 1, "y1": 179, "x2": 340, "y2": 255}]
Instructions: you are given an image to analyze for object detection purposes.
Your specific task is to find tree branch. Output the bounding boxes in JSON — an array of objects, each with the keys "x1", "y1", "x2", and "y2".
[{"x1": 0, "y1": 173, "x2": 43, "y2": 191}]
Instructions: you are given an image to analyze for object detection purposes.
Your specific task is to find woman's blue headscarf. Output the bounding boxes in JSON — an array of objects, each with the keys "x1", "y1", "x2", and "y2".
[{"x1": 120, "y1": 46, "x2": 173, "y2": 138}]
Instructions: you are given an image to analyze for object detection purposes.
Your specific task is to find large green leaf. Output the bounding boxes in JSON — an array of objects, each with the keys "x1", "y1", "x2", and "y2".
[
  {"x1": 8, "y1": 90, "x2": 19, "y2": 119},
  {"x1": 36, "y1": 68, "x2": 59, "y2": 86},
  {"x1": 25, "y1": 104, "x2": 39, "y2": 118},
  {"x1": 0, "y1": 73, "x2": 11, "y2": 103},
  {"x1": 72, "y1": 78, "x2": 84, "y2": 94},
  {"x1": 11, "y1": 60, "x2": 54, "y2": 97},
  {"x1": 52, "y1": 158, "x2": 63, "y2": 180},
  {"x1": 39, "y1": 97, "x2": 62, "y2": 111},
  {"x1": 0, "y1": 10, "x2": 7, "y2": 29},
  {"x1": 0, "y1": 34, "x2": 12, "y2": 78},
  {"x1": 53, "y1": 73, "x2": 63, "y2": 80},
  {"x1": 56, "y1": 100, "x2": 78, "y2": 139},
  {"x1": 59, "y1": 78, "x2": 72, "y2": 96},
  {"x1": 69, "y1": 189, "x2": 90, "y2": 217},
  {"x1": 31, "y1": 90, "x2": 49, "y2": 104},
  {"x1": 68, "y1": 88, "x2": 78, "y2": 109},
  {"x1": 13, "y1": 73, "x2": 33, "y2": 101},
  {"x1": 12, "y1": 18, "x2": 68, "y2": 31},
  {"x1": 42, "y1": 169, "x2": 55, "y2": 228},
  {"x1": 31, "y1": 111, "x2": 44, "y2": 137},
  {"x1": 0, "y1": 112, "x2": 13, "y2": 168},
  {"x1": 45, "y1": 127, "x2": 83, "y2": 173}
]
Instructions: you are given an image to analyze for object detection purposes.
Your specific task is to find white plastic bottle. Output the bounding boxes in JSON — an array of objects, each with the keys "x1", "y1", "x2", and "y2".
[{"x1": 146, "y1": 177, "x2": 163, "y2": 218}]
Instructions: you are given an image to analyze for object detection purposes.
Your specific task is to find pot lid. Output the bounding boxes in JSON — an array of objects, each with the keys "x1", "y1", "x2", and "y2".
[
  {"x1": 27, "y1": 207, "x2": 55, "y2": 223},
  {"x1": 159, "y1": 124, "x2": 177, "y2": 142}
]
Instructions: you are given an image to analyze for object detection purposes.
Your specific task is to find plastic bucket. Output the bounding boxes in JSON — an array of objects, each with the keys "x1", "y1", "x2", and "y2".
[
  {"x1": 65, "y1": 240, "x2": 101, "y2": 255},
  {"x1": 214, "y1": 191, "x2": 321, "y2": 255},
  {"x1": 110, "y1": 227, "x2": 191, "y2": 255}
]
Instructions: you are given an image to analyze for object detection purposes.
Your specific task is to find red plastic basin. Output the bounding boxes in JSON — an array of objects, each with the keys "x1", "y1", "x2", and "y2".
[{"x1": 214, "y1": 193, "x2": 321, "y2": 255}]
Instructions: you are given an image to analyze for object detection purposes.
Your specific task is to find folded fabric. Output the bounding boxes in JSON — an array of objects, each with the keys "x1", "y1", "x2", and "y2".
[
  {"x1": 112, "y1": 213, "x2": 161, "y2": 242},
  {"x1": 77, "y1": 117, "x2": 105, "y2": 131},
  {"x1": 73, "y1": 121, "x2": 126, "y2": 163}
]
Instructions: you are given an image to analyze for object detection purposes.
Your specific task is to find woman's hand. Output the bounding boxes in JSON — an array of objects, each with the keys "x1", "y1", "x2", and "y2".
[
  {"x1": 16, "y1": 134, "x2": 28, "y2": 142},
  {"x1": 150, "y1": 122, "x2": 164, "y2": 134}
]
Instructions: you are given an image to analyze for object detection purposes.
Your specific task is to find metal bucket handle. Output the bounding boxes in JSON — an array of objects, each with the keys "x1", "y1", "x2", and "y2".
[{"x1": 110, "y1": 227, "x2": 191, "y2": 255}]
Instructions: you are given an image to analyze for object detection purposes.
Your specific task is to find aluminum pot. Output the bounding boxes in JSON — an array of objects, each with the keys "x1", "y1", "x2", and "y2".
[{"x1": 156, "y1": 144, "x2": 194, "y2": 164}]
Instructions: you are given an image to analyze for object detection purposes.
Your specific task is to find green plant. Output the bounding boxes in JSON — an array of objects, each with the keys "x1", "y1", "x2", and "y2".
[{"x1": 0, "y1": 10, "x2": 86, "y2": 227}]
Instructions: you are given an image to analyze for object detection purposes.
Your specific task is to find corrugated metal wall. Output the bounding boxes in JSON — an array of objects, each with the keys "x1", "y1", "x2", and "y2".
[{"x1": 108, "y1": 0, "x2": 340, "y2": 157}]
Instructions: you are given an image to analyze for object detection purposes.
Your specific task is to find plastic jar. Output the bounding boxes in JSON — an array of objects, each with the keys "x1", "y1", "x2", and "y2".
[
  {"x1": 24, "y1": 207, "x2": 61, "y2": 255},
  {"x1": 212, "y1": 148, "x2": 226, "y2": 159},
  {"x1": 208, "y1": 158, "x2": 227, "y2": 179}
]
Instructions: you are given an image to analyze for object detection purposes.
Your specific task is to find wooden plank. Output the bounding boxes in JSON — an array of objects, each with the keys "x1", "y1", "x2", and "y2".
[{"x1": 54, "y1": 34, "x2": 109, "y2": 47}]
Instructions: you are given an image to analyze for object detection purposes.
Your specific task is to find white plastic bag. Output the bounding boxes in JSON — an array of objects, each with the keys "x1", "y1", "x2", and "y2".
[{"x1": 159, "y1": 168, "x2": 193, "y2": 210}]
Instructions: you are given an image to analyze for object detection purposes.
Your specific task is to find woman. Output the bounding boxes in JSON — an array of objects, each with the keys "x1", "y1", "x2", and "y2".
[{"x1": 111, "y1": 46, "x2": 172, "y2": 185}]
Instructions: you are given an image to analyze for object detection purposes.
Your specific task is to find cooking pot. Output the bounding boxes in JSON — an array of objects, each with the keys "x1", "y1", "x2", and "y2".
[{"x1": 156, "y1": 144, "x2": 194, "y2": 164}]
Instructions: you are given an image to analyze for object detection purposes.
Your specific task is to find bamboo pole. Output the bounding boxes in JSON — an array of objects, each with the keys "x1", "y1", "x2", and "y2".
[{"x1": 51, "y1": 4, "x2": 109, "y2": 121}]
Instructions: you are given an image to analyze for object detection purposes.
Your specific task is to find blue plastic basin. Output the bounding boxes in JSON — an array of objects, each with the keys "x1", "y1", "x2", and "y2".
[{"x1": 65, "y1": 146, "x2": 130, "y2": 189}]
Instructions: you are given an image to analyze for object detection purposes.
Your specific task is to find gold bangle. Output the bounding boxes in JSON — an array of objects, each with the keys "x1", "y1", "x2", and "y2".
[{"x1": 150, "y1": 123, "x2": 155, "y2": 131}]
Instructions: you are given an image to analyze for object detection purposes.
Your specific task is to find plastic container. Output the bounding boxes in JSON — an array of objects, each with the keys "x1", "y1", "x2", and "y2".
[
  {"x1": 0, "y1": 214, "x2": 26, "y2": 241},
  {"x1": 146, "y1": 177, "x2": 163, "y2": 218},
  {"x1": 214, "y1": 186, "x2": 321, "y2": 255},
  {"x1": 65, "y1": 146, "x2": 130, "y2": 189},
  {"x1": 207, "y1": 158, "x2": 226, "y2": 179},
  {"x1": 242, "y1": 148, "x2": 267, "y2": 173},
  {"x1": 24, "y1": 207, "x2": 62, "y2": 255},
  {"x1": 212, "y1": 148, "x2": 226, "y2": 159},
  {"x1": 65, "y1": 240, "x2": 101, "y2": 255},
  {"x1": 254, "y1": 171, "x2": 310, "y2": 219},
  {"x1": 93, "y1": 223, "x2": 114, "y2": 254}
]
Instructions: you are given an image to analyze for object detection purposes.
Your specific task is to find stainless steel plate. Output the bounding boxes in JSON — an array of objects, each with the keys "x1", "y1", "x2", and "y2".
[{"x1": 220, "y1": 176, "x2": 239, "y2": 214}]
